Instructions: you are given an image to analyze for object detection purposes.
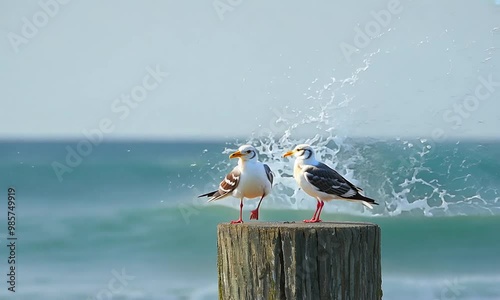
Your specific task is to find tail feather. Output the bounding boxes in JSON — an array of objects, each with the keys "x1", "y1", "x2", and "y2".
[
  {"x1": 198, "y1": 191, "x2": 217, "y2": 198},
  {"x1": 198, "y1": 190, "x2": 224, "y2": 202},
  {"x1": 353, "y1": 194, "x2": 379, "y2": 209}
]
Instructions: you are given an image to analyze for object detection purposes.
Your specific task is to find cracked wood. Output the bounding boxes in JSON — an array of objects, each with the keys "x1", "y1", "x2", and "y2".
[{"x1": 217, "y1": 222, "x2": 382, "y2": 300}]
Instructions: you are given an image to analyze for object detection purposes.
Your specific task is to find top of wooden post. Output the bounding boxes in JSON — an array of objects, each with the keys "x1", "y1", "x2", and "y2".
[{"x1": 217, "y1": 221, "x2": 378, "y2": 229}]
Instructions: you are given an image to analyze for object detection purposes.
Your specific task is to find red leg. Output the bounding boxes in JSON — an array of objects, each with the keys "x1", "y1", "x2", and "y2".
[
  {"x1": 314, "y1": 201, "x2": 325, "y2": 222},
  {"x1": 304, "y1": 200, "x2": 321, "y2": 223},
  {"x1": 250, "y1": 195, "x2": 264, "y2": 220},
  {"x1": 231, "y1": 198, "x2": 244, "y2": 224}
]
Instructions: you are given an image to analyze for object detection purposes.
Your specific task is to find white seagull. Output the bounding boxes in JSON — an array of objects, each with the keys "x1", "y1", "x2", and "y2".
[
  {"x1": 199, "y1": 145, "x2": 273, "y2": 224},
  {"x1": 283, "y1": 144, "x2": 378, "y2": 223}
]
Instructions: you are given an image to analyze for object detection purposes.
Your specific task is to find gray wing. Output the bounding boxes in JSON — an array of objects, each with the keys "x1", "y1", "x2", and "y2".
[
  {"x1": 263, "y1": 164, "x2": 274, "y2": 185},
  {"x1": 199, "y1": 167, "x2": 240, "y2": 202},
  {"x1": 303, "y1": 163, "x2": 360, "y2": 198}
]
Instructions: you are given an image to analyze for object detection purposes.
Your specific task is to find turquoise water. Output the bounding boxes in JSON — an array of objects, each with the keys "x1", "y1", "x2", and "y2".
[{"x1": 0, "y1": 140, "x2": 499, "y2": 299}]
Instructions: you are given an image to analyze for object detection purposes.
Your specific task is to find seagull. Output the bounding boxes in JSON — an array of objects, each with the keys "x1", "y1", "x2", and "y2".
[
  {"x1": 198, "y1": 145, "x2": 273, "y2": 224},
  {"x1": 283, "y1": 144, "x2": 378, "y2": 223}
]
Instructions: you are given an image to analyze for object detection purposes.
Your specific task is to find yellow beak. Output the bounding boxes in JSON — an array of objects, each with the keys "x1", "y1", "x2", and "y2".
[
  {"x1": 283, "y1": 150, "x2": 294, "y2": 158},
  {"x1": 229, "y1": 150, "x2": 243, "y2": 159}
]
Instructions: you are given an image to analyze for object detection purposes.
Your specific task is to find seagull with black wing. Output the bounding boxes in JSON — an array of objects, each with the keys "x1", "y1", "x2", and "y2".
[
  {"x1": 199, "y1": 145, "x2": 273, "y2": 224},
  {"x1": 283, "y1": 144, "x2": 378, "y2": 223}
]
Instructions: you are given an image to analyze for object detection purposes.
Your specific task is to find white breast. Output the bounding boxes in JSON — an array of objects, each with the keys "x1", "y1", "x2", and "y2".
[{"x1": 233, "y1": 163, "x2": 271, "y2": 199}]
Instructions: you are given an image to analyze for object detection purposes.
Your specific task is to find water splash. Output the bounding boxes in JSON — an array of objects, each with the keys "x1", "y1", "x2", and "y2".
[
  {"x1": 243, "y1": 56, "x2": 391, "y2": 216},
  {"x1": 193, "y1": 54, "x2": 500, "y2": 217}
]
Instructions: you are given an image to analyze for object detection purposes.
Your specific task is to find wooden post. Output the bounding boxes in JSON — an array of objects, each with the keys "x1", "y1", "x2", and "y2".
[{"x1": 217, "y1": 222, "x2": 382, "y2": 300}]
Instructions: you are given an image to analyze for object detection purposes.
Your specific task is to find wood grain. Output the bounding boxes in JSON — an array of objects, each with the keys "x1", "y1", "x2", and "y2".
[{"x1": 217, "y1": 222, "x2": 382, "y2": 300}]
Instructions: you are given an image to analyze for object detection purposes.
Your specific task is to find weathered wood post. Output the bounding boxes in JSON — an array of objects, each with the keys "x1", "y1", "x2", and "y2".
[{"x1": 217, "y1": 222, "x2": 381, "y2": 300}]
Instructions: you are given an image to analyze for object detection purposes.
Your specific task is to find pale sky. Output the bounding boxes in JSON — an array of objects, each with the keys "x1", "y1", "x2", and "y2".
[{"x1": 1, "y1": 0, "x2": 499, "y2": 140}]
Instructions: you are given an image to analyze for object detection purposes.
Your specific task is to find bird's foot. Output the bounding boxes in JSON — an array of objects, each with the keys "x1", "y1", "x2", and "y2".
[
  {"x1": 249, "y1": 209, "x2": 259, "y2": 220},
  {"x1": 303, "y1": 218, "x2": 322, "y2": 223},
  {"x1": 230, "y1": 219, "x2": 244, "y2": 224}
]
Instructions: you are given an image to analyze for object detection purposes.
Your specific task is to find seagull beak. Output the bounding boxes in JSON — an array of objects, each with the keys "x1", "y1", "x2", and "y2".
[
  {"x1": 283, "y1": 150, "x2": 294, "y2": 158},
  {"x1": 229, "y1": 150, "x2": 243, "y2": 159}
]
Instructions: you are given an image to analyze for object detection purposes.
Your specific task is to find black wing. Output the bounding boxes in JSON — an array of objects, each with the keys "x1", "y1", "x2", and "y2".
[
  {"x1": 303, "y1": 163, "x2": 377, "y2": 205},
  {"x1": 264, "y1": 164, "x2": 274, "y2": 185},
  {"x1": 198, "y1": 168, "x2": 240, "y2": 201}
]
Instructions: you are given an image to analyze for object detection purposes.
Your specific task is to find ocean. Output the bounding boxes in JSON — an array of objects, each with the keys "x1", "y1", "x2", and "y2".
[{"x1": 0, "y1": 139, "x2": 499, "y2": 300}]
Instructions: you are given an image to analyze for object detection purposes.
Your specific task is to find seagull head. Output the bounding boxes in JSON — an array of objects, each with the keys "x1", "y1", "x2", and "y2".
[
  {"x1": 283, "y1": 144, "x2": 316, "y2": 161},
  {"x1": 229, "y1": 145, "x2": 258, "y2": 162}
]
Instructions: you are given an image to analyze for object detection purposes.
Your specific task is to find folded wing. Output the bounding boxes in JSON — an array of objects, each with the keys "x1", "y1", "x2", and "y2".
[
  {"x1": 303, "y1": 163, "x2": 378, "y2": 207},
  {"x1": 264, "y1": 164, "x2": 274, "y2": 185},
  {"x1": 198, "y1": 167, "x2": 241, "y2": 202}
]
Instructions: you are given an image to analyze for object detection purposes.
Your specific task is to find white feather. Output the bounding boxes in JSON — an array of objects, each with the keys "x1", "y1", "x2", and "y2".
[{"x1": 362, "y1": 201, "x2": 374, "y2": 209}]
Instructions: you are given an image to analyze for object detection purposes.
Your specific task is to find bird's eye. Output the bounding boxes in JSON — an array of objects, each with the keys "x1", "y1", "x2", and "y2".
[{"x1": 246, "y1": 150, "x2": 251, "y2": 153}]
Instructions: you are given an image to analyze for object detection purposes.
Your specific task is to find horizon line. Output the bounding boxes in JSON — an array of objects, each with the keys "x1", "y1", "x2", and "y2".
[{"x1": 0, "y1": 135, "x2": 499, "y2": 143}]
